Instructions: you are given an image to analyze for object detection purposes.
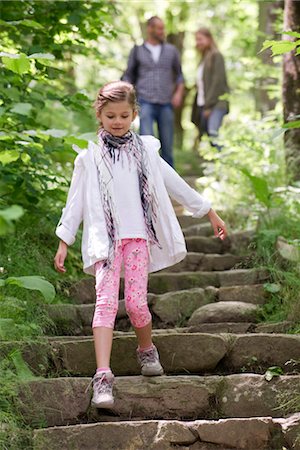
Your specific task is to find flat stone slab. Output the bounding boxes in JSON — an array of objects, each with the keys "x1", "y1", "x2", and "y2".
[
  {"x1": 165, "y1": 253, "x2": 242, "y2": 273},
  {"x1": 33, "y1": 417, "x2": 285, "y2": 450},
  {"x1": 185, "y1": 236, "x2": 226, "y2": 254},
  {"x1": 50, "y1": 333, "x2": 227, "y2": 377},
  {"x1": 149, "y1": 269, "x2": 268, "y2": 294},
  {"x1": 218, "y1": 284, "x2": 268, "y2": 304},
  {"x1": 220, "y1": 374, "x2": 300, "y2": 418},
  {"x1": 183, "y1": 222, "x2": 213, "y2": 237},
  {"x1": 3, "y1": 333, "x2": 299, "y2": 379},
  {"x1": 187, "y1": 323, "x2": 254, "y2": 334},
  {"x1": 224, "y1": 334, "x2": 300, "y2": 372},
  {"x1": 18, "y1": 374, "x2": 300, "y2": 428},
  {"x1": 178, "y1": 215, "x2": 207, "y2": 229}
]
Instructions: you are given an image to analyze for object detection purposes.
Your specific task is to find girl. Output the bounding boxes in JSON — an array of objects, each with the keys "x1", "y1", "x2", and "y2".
[
  {"x1": 191, "y1": 27, "x2": 230, "y2": 151},
  {"x1": 54, "y1": 81, "x2": 227, "y2": 409}
]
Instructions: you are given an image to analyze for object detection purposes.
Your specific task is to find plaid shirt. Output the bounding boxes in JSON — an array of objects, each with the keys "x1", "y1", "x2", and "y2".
[{"x1": 123, "y1": 42, "x2": 184, "y2": 104}]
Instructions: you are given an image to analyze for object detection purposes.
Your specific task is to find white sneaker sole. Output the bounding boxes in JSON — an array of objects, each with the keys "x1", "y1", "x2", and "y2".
[
  {"x1": 91, "y1": 398, "x2": 114, "y2": 409},
  {"x1": 142, "y1": 366, "x2": 164, "y2": 376}
]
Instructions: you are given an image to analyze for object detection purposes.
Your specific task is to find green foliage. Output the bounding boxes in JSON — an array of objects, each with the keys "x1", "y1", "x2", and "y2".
[
  {"x1": 261, "y1": 31, "x2": 300, "y2": 56},
  {"x1": 264, "y1": 365, "x2": 284, "y2": 381},
  {"x1": 0, "y1": 275, "x2": 55, "y2": 303},
  {"x1": 0, "y1": 350, "x2": 37, "y2": 449},
  {"x1": 0, "y1": 0, "x2": 117, "y2": 217},
  {"x1": 0, "y1": 205, "x2": 24, "y2": 235}
]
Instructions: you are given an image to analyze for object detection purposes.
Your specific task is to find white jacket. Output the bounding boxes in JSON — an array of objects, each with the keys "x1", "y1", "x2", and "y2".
[{"x1": 56, "y1": 135, "x2": 211, "y2": 275}]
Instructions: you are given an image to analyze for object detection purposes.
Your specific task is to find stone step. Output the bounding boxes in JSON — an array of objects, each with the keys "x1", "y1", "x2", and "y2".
[
  {"x1": 33, "y1": 415, "x2": 300, "y2": 450},
  {"x1": 178, "y1": 215, "x2": 208, "y2": 229},
  {"x1": 163, "y1": 253, "x2": 243, "y2": 273},
  {"x1": 4, "y1": 333, "x2": 299, "y2": 378},
  {"x1": 187, "y1": 321, "x2": 294, "y2": 334},
  {"x1": 183, "y1": 222, "x2": 213, "y2": 237},
  {"x1": 148, "y1": 269, "x2": 269, "y2": 295},
  {"x1": 47, "y1": 284, "x2": 269, "y2": 335},
  {"x1": 48, "y1": 333, "x2": 300, "y2": 377},
  {"x1": 185, "y1": 231, "x2": 254, "y2": 255},
  {"x1": 18, "y1": 374, "x2": 300, "y2": 428}
]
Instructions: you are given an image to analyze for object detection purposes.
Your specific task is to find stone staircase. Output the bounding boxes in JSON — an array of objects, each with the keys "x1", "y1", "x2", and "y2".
[{"x1": 5, "y1": 211, "x2": 300, "y2": 449}]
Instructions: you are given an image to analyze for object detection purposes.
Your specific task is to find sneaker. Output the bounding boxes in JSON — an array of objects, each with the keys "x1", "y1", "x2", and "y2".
[
  {"x1": 136, "y1": 345, "x2": 164, "y2": 376},
  {"x1": 85, "y1": 371, "x2": 115, "y2": 408}
]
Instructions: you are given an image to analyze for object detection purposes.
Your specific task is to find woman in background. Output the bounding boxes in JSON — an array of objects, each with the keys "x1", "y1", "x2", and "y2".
[{"x1": 191, "y1": 27, "x2": 229, "y2": 151}]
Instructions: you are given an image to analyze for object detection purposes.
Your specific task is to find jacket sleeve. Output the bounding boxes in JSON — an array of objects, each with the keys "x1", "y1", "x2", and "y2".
[
  {"x1": 159, "y1": 157, "x2": 211, "y2": 218},
  {"x1": 56, "y1": 154, "x2": 85, "y2": 245},
  {"x1": 204, "y1": 52, "x2": 227, "y2": 110},
  {"x1": 172, "y1": 47, "x2": 184, "y2": 85},
  {"x1": 121, "y1": 46, "x2": 138, "y2": 84}
]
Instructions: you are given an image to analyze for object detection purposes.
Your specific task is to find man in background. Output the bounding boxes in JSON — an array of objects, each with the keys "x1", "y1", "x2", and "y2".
[{"x1": 122, "y1": 16, "x2": 184, "y2": 167}]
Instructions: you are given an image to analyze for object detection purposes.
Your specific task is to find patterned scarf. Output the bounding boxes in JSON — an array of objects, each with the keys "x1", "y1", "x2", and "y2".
[{"x1": 93, "y1": 128, "x2": 161, "y2": 269}]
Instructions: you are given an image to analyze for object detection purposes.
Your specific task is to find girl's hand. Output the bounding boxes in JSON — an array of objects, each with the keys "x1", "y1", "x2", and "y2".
[
  {"x1": 207, "y1": 208, "x2": 227, "y2": 241},
  {"x1": 54, "y1": 240, "x2": 68, "y2": 273}
]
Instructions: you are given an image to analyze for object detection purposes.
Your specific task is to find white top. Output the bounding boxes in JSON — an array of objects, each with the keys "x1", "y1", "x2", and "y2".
[
  {"x1": 112, "y1": 152, "x2": 147, "y2": 240},
  {"x1": 145, "y1": 42, "x2": 162, "y2": 63},
  {"x1": 196, "y1": 62, "x2": 205, "y2": 106},
  {"x1": 56, "y1": 136, "x2": 212, "y2": 275}
]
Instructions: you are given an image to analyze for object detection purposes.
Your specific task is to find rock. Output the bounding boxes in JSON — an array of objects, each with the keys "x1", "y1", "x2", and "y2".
[
  {"x1": 183, "y1": 223, "x2": 213, "y2": 237},
  {"x1": 33, "y1": 421, "x2": 160, "y2": 450},
  {"x1": 46, "y1": 304, "x2": 83, "y2": 335},
  {"x1": 0, "y1": 341, "x2": 51, "y2": 377},
  {"x1": 188, "y1": 301, "x2": 259, "y2": 325},
  {"x1": 69, "y1": 278, "x2": 95, "y2": 304},
  {"x1": 254, "y1": 321, "x2": 294, "y2": 333},
  {"x1": 178, "y1": 215, "x2": 207, "y2": 229},
  {"x1": 148, "y1": 272, "x2": 219, "y2": 294},
  {"x1": 168, "y1": 253, "x2": 242, "y2": 273},
  {"x1": 20, "y1": 375, "x2": 221, "y2": 426},
  {"x1": 151, "y1": 288, "x2": 212, "y2": 324},
  {"x1": 18, "y1": 375, "x2": 300, "y2": 427},
  {"x1": 185, "y1": 236, "x2": 225, "y2": 254},
  {"x1": 195, "y1": 417, "x2": 283, "y2": 450},
  {"x1": 224, "y1": 334, "x2": 300, "y2": 372},
  {"x1": 187, "y1": 323, "x2": 253, "y2": 334},
  {"x1": 33, "y1": 418, "x2": 284, "y2": 450},
  {"x1": 18, "y1": 377, "x2": 91, "y2": 427},
  {"x1": 220, "y1": 374, "x2": 300, "y2": 418},
  {"x1": 228, "y1": 230, "x2": 256, "y2": 254},
  {"x1": 50, "y1": 333, "x2": 227, "y2": 377},
  {"x1": 218, "y1": 268, "x2": 269, "y2": 286},
  {"x1": 218, "y1": 284, "x2": 267, "y2": 304},
  {"x1": 276, "y1": 413, "x2": 300, "y2": 450}
]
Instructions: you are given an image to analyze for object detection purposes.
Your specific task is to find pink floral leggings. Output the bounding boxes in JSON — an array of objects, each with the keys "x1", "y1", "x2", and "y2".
[{"x1": 92, "y1": 238, "x2": 152, "y2": 329}]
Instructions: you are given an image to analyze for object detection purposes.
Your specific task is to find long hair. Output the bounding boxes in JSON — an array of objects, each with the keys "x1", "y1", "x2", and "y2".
[{"x1": 196, "y1": 27, "x2": 219, "y2": 68}]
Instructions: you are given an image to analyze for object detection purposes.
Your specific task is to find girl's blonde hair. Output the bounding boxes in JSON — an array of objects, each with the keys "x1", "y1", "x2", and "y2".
[
  {"x1": 196, "y1": 27, "x2": 218, "y2": 67},
  {"x1": 94, "y1": 81, "x2": 138, "y2": 122}
]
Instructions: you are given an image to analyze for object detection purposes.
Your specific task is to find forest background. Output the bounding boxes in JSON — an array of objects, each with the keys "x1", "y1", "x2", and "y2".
[{"x1": 0, "y1": 0, "x2": 300, "y2": 405}]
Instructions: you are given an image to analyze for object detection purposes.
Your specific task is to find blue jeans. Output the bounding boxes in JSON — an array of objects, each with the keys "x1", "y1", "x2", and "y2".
[
  {"x1": 199, "y1": 107, "x2": 227, "y2": 151},
  {"x1": 139, "y1": 99, "x2": 174, "y2": 167}
]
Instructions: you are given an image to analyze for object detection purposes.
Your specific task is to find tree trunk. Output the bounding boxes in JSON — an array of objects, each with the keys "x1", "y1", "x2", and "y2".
[
  {"x1": 255, "y1": 1, "x2": 283, "y2": 115},
  {"x1": 283, "y1": 0, "x2": 300, "y2": 181}
]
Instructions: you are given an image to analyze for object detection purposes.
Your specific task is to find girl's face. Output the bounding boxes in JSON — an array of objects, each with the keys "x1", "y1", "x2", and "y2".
[
  {"x1": 196, "y1": 32, "x2": 211, "y2": 52},
  {"x1": 100, "y1": 101, "x2": 137, "y2": 136}
]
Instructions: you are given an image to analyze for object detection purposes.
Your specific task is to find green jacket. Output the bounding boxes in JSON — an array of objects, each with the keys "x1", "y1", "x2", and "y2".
[{"x1": 191, "y1": 51, "x2": 229, "y2": 128}]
